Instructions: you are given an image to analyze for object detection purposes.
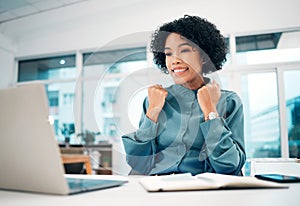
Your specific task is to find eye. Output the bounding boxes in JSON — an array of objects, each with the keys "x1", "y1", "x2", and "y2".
[
  {"x1": 181, "y1": 48, "x2": 191, "y2": 53},
  {"x1": 165, "y1": 52, "x2": 172, "y2": 57}
]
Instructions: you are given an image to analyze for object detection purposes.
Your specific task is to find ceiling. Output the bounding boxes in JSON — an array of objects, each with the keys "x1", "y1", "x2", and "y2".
[{"x1": 0, "y1": 0, "x2": 89, "y2": 24}]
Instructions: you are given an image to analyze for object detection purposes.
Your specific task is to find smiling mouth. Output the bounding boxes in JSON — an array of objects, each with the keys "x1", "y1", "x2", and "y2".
[{"x1": 172, "y1": 67, "x2": 189, "y2": 73}]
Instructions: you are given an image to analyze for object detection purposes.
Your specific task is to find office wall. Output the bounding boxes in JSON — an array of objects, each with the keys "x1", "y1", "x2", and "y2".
[
  {"x1": 0, "y1": 0, "x2": 300, "y2": 86},
  {"x1": 0, "y1": 33, "x2": 15, "y2": 89},
  {"x1": 0, "y1": 49, "x2": 14, "y2": 89}
]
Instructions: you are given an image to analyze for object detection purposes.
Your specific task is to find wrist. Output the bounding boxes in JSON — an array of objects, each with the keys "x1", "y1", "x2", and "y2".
[
  {"x1": 204, "y1": 111, "x2": 219, "y2": 121},
  {"x1": 203, "y1": 107, "x2": 217, "y2": 118},
  {"x1": 146, "y1": 107, "x2": 162, "y2": 123}
]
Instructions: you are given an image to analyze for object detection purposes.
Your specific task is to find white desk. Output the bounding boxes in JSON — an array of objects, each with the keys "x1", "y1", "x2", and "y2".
[{"x1": 1, "y1": 175, "x2": 300, "y2": 206}]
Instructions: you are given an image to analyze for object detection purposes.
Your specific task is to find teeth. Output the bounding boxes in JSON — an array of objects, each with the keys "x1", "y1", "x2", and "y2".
[{"x1": 173, "y1": 68, "x2": 187, "y2": 73}]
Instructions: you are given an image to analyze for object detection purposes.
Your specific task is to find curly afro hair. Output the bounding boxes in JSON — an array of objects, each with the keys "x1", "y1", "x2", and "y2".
[{"x1": 150, "y1": 15, "x2": 227, "y2": 74}]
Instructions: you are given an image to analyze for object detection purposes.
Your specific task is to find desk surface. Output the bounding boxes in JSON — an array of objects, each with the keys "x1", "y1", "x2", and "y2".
[{"x1": 1, "y1": 175, "x2": 300, "y2": 206}]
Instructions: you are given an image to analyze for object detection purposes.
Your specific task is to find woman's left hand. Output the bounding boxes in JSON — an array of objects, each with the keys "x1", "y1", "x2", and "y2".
[{"x1": 197, "y1": 80, "x2": 221, "y2": 118}]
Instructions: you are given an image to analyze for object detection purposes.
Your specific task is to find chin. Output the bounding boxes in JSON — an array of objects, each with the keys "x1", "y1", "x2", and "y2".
[
  {"x1": 174, "y1": 81, "x2": 188, "y2": 87},
  {"x1": 172, "y1": 77, "x2": 188, "y2": 85}
]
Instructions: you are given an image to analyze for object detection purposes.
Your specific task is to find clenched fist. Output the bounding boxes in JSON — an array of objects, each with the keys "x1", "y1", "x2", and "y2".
[
  {"x1": 146, "y1": 84, "x2": 168, "y2": 122},
  {"x1": 197, "y1": 80, "x2": 221, "y2": 119}
]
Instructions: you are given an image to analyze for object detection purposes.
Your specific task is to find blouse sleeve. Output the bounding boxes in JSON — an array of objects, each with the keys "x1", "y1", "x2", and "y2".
[
  {"x1": 199, "y1": 92, "x2": 246, "y2": 175},
  {"x1": 121, "y1": 98, "x2": 158, "y2": 175}
]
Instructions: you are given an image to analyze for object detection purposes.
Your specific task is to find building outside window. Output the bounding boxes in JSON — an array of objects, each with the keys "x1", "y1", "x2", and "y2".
[
  {"x1": 240, "y1": 72, "x2": 281, "y2": 157},
  {"x1": 81, "y1": 47, "x2": 147, "y2": 143},
  {"x1": 18, "y1": 55, "x2": 76, "y2": 144}
]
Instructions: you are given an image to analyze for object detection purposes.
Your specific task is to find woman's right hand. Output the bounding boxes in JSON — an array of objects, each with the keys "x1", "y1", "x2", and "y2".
[{"x1": 146, "y1": 84, "x2": 168, "y2": 122}]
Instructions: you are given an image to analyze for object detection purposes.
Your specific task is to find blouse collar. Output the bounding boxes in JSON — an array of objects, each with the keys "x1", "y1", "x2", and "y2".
[{"x1": 166, "y1": 77, "x2": 211, "y2": 99}]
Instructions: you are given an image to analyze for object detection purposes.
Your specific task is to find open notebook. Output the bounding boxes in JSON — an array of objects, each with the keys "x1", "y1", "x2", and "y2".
[
  {"x1": 140, "y1": 172, "x2": 288, "y2": 192},
  {"x1": 0, "y1": 83, "x2": 127, "y2": 195}
]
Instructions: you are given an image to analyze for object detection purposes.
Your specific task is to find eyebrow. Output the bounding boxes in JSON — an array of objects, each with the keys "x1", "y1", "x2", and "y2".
[{"x1": 164, "y1": 42, "x2": 192, "y2": 50}]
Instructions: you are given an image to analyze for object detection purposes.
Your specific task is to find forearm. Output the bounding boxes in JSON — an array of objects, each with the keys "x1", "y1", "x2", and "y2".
[
  {"x1": 122, "y1": 135, "x2": 156, "y2": 175},
  {"x1": 146, "y1": 106, "x2": 161, "y2": 123},
  {"x1": 200, "y1": 117, "x2": 246, "y2": 175},
  {"x1": 121, "y1": 114, "x2": 159, "y2": 175}
]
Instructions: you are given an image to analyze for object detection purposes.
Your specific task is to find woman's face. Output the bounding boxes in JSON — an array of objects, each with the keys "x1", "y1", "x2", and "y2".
[{"x1": 164, "y1": 33, "x2": 204, "y2": 89}]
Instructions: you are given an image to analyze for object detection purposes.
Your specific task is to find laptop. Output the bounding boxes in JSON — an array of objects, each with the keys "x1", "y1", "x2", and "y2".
[{"x1": 0, "y1": 83, "x2": 127, "y2": 195}]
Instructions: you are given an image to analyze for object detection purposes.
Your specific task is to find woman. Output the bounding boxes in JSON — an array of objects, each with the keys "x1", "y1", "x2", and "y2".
[{"x1": 122, "y1": 15, "x2": 246, "y2": 175}]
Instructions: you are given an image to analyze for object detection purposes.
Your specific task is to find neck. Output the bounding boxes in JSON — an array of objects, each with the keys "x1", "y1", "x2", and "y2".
[{"x1": 181, "y1": 76, "x2": 209, "y2": 90}]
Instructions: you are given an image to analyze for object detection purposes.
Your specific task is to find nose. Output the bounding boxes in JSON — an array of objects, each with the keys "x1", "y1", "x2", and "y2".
[{"x1": 171, "y1": 56, "x2": 182, "y2": 65}]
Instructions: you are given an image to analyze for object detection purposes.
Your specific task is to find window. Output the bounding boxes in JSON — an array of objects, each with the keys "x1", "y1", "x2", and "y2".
[
  {"x1": 235, "y1": 31, "x2": 300, "y2": 65},
  {"x1": 18, "y1": 55, "x2": 76, "y2": 81},
  {"x1": 83, "y1": 47, "x2": 147, "y2": 77},
  {"x1": 223, "y1": 37, "x2": 231, "y2": 66},
  {"x1": 17, "y1": 48, "x2": 147, "y2": 145},
  {"x1": 240, "y1": 72, "x2": 281, "y2": 158},
  {"x1": 82, "y1": 47, "x2": 148, "y2": 143},
  {"x1": 236, "y1": 33, "x2": 281, "y2": 52},
  {"x1": 18, "y1": 55, "x2": 76, "y2": 144},
  {"x1": 63, "y1": 93, "x2": 74, "y2": 105},
  {"x1": 46, "y1": 82, "x2": 76, "y2": 143},
  {"x1": 284, "y1": 70, "x2": 300, "y2": 158},
  {"x1": 219, "y1": 29, "x2": 300, "y2": 159}
]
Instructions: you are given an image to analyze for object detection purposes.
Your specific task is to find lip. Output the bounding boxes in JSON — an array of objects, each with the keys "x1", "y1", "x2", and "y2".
[{"x1": 171, "y1": 66, "x2": 189, "y2": 73}]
